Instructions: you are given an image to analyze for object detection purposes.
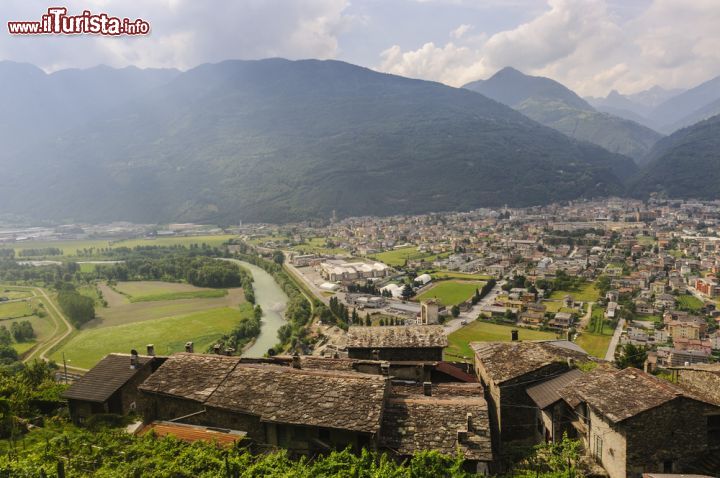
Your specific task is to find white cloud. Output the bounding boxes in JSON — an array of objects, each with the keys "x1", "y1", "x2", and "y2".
[
  {"x1": 450, "y1": 24, "x2": 472, "y2": 39},
  {"x1": 376, "y1": 0, "x2": 720, "y2": 96},
  {"x1": 0, "y1": 0, "x2": 353, "y2": 71}
]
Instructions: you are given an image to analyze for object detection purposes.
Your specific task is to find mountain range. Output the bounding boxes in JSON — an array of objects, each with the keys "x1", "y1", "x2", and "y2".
[
  {"x1": 0, "y1": 59, "x2": 718, "y2": 225},
  {"x1": 588, "y1": 76, "x2": 720, "y2": 134},
  {"x1": 463, "y1": 67, "x2": 663, "y2": 162},
  {"x1": 0, "y1": 59, "x2": 638, "y2": 224}
]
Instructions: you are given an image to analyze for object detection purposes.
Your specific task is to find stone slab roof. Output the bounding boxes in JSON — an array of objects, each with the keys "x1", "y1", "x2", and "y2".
[
  {"x1": 558, "y1": 367, "x2": 693, "y2": 423},
  {"x1": 139, "y1": 353, "x2": 241, "y2": 402},
  {"x1": 63, "y1": 353, "x2": 153, "y2": 403},
  {"x1": 381, "y1": 385, "x2": 492, "y2": 461},
  {"x1": 346, "y1": 326, "x2": 447, "y2": 349},
  {"x1": 390, "y1": 382, "x2": 483, "y2": 398},
  {"x1": 470, "y1": 341, "x2": 587, "y2": 384},
  {"x1": 205, "y1": 364, "x2": 388, "y2": 434}
]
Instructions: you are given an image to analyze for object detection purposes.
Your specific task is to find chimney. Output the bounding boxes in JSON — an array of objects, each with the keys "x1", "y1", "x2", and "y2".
[
  {"x1": 224, "y1": 347, "x2": 235, "y2": 356},
  {"x1": 146, "y1": 344, "x2": 155, "y2": 356},
  {"x1": 423, "y1": 381, "x2": 432, "y2": 396},
  {"x1": 130, "y1": 349, "x2": 139, "y2": 369},
  {"x1": 372, "y1": 349, "x2": 380, "y2": 361},
  {"x1": 380, "y1": 362, "x2": 390, "y2": 376},
  {"x1": 511, "y1": 329, "x2": 519, "y2": 341},
  {"x1": 185, "y1": 341, "x2": 194, "y2": 353},
  {"x1": 213, "y1": 344, "x2": 222, "y2": 355},
  {"x1": 292, "y1": 353, "x2": 301, "y2": 369}
]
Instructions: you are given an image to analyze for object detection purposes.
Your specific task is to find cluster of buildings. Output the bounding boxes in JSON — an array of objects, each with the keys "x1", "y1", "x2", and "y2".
[{"x1": 63, "y1": 329, "x2": 720, "y2": 477}]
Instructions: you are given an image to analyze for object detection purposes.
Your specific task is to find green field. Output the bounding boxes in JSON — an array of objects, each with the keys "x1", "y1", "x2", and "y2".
[
  {"x1": 416, "y1": 280, "x2": 484, "y2": 306},
  {"x1": 542, "y1": 300, "x2": 580, "y2": 314},
  {"x1": 11, "y1": 234, "x2": 236, "y2": 258},
  {"x1": 52, "y1": 304, "x2": 253, "y2": 369},
  {"x1": 289, "y1": 237, "x2": 347, "y2": 255},
  {"x1": 89, "y1": 283, "x2": 245, "y2": 329},
  {"x1": 446, "y1": 320, "x2": 558, "y2": 359},
  {"x1": 0, "y1": 300, "x2": 33, "y2": 319},
  {"x1": 678, "y1": 294, "x2": 704, "y2": 312},
  {"x1": 0, "y1": 288, "x2": 34, "y2": 300},
  {"x1": 430, "y1": 271, "x2": 492, "y2": 280},
  {"x1": 549, "y1": 282, "x2": 600, "y2": 302},
  {"x1": 636, "y1": 235, "x2": 656, "y2": 246},
  {"x1": 575, "y1": 333, "x2": 611, "y2": 358},
  {"x1": 370, "y1": 247, "x2": 449, "y2": 267},
  {"x1": 587, "y1": 307, "x2": 613, "y2": 335}
]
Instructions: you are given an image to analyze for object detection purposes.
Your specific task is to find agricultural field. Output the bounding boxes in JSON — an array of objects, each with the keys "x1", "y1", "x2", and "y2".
[
  {"x1": 416, "y1": 280, "x2": 485, "y2": 306},
  {"x1": 51, "y1": 304, "x2": 254, "y2": 369},
  {"x1": 636, "y1": 235, "x2": 656, "y2": 246},
  {"x1": 0, "y1": 287, "x2": 34, "y2": 300},
  {"x1": 677, "y1": 294, "x2": 704, "y2": 312},
  {"x1": 575, "y1": 307, "x2": 613, "y2": 358},
  {"x1": 11, "y1": 234, "x2": 236, "y2": 258},
  {"x1": 370, "y1": 247, "x2": 450, "y2": 267},
  {"x1": 288, "y1": 237, "x2": 347, "y2": 255},
  {"x1": 112, "y1": 281, "x2": 227, "y2": 303},
  {"x1": 446, "y1": 320, "x2": 558, "y2": 359},
  {"x1": 542, "y1": 300, "x2": 580, "y2": 314},
  {"x1": 87, "y1": 282, "x2": 244, "y2": 329},
  {"x1": 548, "y1": 282, "x2": 600, "y2": 302},
  {"x1": 0, "y1": 291, "x2": 55, "y2": 356}
]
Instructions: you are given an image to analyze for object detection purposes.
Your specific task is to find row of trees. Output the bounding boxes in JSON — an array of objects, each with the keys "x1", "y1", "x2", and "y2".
[
  {"x1": 0, "y1": 322, "x2": 35, "y2": 343},
  {"x1": 18, "y1": 248, "x2": 63, "y2": 257},
  {"x1": 212, "y1": 304, "x2": 263, "y2": 353},
  {"x1": 57, "y1": 287, "x2": 95, "y2": 327}
]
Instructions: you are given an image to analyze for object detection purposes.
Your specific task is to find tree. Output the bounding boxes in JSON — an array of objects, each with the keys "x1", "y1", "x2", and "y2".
[
  {"x1": 451, "y1": 305, "x2": 460, "y2": 318},
  {"x1": 401, "y1": 284, "x2": 414, "y2": 300},
  {"x1": 272, "y1": 250, "x2": 285, "y2": 265},
  {"x1": 615, "y1": 343, "x2": 647, "y2": 369}
]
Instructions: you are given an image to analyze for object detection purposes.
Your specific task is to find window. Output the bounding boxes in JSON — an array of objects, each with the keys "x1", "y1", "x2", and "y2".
[
  {"x1": 707, "y1": 415, "x2": 720, "y2": 446},
  {"x1": 593, "y1": 435, "x2": 603, "y2": 461},
  {"x1": 663, "y1": 460, "x2": 674, "y2": 473},
  {"x1": 318, "y1": 428, "x2": 330, "y2": 442}
]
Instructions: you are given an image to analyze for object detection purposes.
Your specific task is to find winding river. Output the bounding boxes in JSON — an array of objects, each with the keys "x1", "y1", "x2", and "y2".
[{"x1": 225, "y1": 259, "x2": 289, "y2": 357}]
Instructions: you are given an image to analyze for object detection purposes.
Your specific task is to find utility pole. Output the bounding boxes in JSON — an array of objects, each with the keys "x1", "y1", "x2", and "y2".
[{"x1": 62, "y1": 352, "x2": 68, "y2": 384}]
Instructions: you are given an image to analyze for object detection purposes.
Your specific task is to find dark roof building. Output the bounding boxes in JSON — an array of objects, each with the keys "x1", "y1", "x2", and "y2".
[
  {"x1": 62, "y1": 353, "x2": 159, "y2": 424},
  {"x1": 345, "y1": 325, "x2": 448, "y2": 361}
]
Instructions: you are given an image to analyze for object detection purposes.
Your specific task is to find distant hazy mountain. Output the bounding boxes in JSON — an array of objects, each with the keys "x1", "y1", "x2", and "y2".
[
  {"x1": 0, "y1": 59, "x2": 636, "y2": 224},
  {"x1": 651, "y1": 75, "x2": 720, "y2": 132},
  {"x1": 464, "y1": 67, "x2": 662, "y2": 162},
  {"x1": 634, "y1": 114, "x2": 720, "y2": 199},
  {"x1": 0, "y1": 61, "x2": 179, "y2": 160}
]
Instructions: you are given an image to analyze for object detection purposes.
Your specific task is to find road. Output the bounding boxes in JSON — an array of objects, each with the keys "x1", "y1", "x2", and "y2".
[
  {"x1": 16, "y1": 285, "x2": 83, "y2": 371},
  {"x1": 283, "y1": 261, "x2": 331, "y2": 307},
  {"x1": 443, "y1": 280, "x2": 505, "y2": 335},
  {"x1": 604, "y1": 318, "x2": 625, "y2": 362}
]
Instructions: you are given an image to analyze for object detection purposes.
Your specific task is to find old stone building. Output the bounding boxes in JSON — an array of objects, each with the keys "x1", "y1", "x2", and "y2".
[
  {"x1": 136, "y1": 352, "x2": 492, "y2": 469},
  {"x1": 345, "y1": 325, "x2": 447, "y2": 361},
  {"x1": 63, "y1": 352, "x2": 161, "y2": 424},
  {"x1": 557, "y1": 367, "x2": 720, "y2": 478},
  {"x1": 470, "y1": 341, "x2": 589, "y2": 455}
]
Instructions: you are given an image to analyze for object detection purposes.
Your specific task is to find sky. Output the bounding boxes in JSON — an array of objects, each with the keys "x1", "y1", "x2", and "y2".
[{"x1": 2, "y1": 0, "x2": 720, "y2": 96}]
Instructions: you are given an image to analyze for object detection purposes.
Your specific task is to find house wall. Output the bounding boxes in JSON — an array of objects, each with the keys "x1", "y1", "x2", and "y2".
[
  {"x1": 68, "y1": 400, "x2": 108, "y2": 424},
  {"x1": 676, "y1": 369, "x2": 720, "y2": 405},
  {"x1": 348, "y1": 347, "x2": 443, "y2": 361},
  {"x1": 623, "y1": 397, "x2": 717, "y2": 476},
  {"x1": 586, "y1": 407, "x2": 627, "y2": 478},
  {"x1": 116, "y1": 363, "x2": 156, "y2": 415}
]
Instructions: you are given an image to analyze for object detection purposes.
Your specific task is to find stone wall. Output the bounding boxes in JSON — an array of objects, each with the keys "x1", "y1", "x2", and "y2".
[{"x1": 677, "y1": 369, "x2": 720, "y2": 405}]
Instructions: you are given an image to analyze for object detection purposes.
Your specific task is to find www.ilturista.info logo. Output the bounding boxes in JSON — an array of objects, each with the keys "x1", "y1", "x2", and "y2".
[{"x1": 8, "y1": 7, "x2": 150, "y2": 36}]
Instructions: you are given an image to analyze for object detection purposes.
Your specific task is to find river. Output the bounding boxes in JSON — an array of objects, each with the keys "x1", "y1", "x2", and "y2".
[{"x1": 225, "y1": 259, "x2": 289, "y2": 357}]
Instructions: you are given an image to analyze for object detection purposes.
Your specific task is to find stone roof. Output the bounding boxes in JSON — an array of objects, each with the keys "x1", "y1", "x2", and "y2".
[
  {"x1": 471, "y1": 341, "x2": 588, "y2": 384},
  {"x1": 63, "y1": 353, "x2": 153, "y2": 403},
  {"x1": 204, "y1": 364, "x2": 388, "y2": 434},
  {"x1": 390, "y1": 382, "x2": 482, "y2": 398},
  {"x1": 298, "y1": 356, "x2": 359, "y2": 371},
  {"x1": 526, "y1": 369, "x2": 584, "y2": 410},
  {"x1": 558, "y1": 367, "x2": 695, "y2": 423},
  {"x1": 381, "y1": 384, "x2": 492, "y2": 461},
  {"x1": 346, "y1": 326, "x2": 447, "y2": 349},
  {"x1": 139, "y1": 353, "x2": 241, "y2": 402}
]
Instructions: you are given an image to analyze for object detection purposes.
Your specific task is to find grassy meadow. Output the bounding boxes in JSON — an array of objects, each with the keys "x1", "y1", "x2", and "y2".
[
  {"x1": 0, "y1": 291, "x2": 55, "y2": 356},
  {"x1": 52, "y1": 304, "x2": 254, "y2": 369},
  {"x1": 445, "y1": 320, "x2": 558, "y2": 359},
  {"x1": 548, "y1": 282, "x2": 600, "y2": 302},
  {"x1": 416, "y1": 280, "x2": 484, "y2": 306}
]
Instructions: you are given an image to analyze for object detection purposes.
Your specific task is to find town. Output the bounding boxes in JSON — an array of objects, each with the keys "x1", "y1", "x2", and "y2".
[{"x1": 27, "y1": 196, "x2": 717, "y2": 477}]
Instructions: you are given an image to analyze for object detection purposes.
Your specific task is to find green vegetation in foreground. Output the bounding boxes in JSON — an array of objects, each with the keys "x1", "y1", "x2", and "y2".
[
  {"x1": 678, "y1": 294, "x2": 704, "y2": 312},
  {"x1": 52, "y1": 304, "x2": 254, "y2": 369},
  {"x1": 416, "y1": 280, "x2": 484, "y2": 307},
  {"x1": 128, "y1": 289, "x2": 228, "y2": 303},
  {"x1": 548, "y1": 282, "x2": 600, "y2": 302},
  {"x1": 446, "y1": 320, "x2": 558, "y2": 359}
]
